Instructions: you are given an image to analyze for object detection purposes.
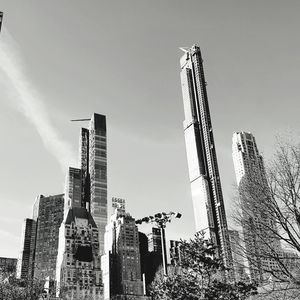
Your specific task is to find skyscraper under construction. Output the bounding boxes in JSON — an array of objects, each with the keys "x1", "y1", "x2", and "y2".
[{"x1": 179, "y1": 45, "x2": 232, "y2": 269}]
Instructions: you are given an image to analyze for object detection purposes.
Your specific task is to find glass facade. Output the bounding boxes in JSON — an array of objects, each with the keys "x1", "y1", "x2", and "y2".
[
  {"x1": 79, "y1": 128, "x2": 90, "y2": 210},
  {"x1": 89, "y1": 113, "x2": 107, "y2": 255}
]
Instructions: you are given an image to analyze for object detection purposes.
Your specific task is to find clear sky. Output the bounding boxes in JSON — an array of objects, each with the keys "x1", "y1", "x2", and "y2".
[{"x1": 0, "y1": 0, "x2": 300, "y2": 258}]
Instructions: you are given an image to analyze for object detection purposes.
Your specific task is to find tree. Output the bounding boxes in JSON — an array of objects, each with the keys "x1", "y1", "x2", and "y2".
[
  {"x1": 149, "y1": 232, "x2": 257, "y2": 300},
  {"x1": 0, "y1": 277, "x2": 45, "y2": 300},
  {"x1": 232, "y1": 139, "x2": 300, "y2": 298}
]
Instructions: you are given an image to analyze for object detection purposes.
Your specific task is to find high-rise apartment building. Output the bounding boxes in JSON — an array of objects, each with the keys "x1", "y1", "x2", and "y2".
[
  {"x1": 89, "y1": 113, "x2": 107, "y2": 255},
  {"x1": 17, "y1": 194, "x2": 64, "y2": 286},
  {"x1": 33, "y1": 194, "x2": 64, "y2": 282},
  {"x1": 79, "y1": 127, "x2": 90, "y2": 210},
  {"x1": 65, "y1": 167, "x2": 82, "y2": 213},
  {"x1": 102, "y1": 203, "x2": 147, "y2": 300},
  {"x1": 147, "y1": 228, "x2": 162, "y2": 253},
  {"x1": 232, "y1": 131, "x2": 281, "y2": 281},
  {"x1": 179, "y1": 45, "x2": 233, "y2": 269},
  {"x1": 232, "y1": 132, "x2": 265, "y2": 186},
  {"x1": 76, "y1": 113, "x2": 107, "y2": 254},
  {"x1": 16, "y1": 218, "x2": 36, "y2": 280}
]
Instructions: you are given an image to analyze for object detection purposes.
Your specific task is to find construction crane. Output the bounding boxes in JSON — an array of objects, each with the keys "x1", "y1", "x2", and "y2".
[
  {"x1": 70, "y1": 118, "x2": 91, "y2": 122},
  {"x1": 0, "y1": 12, "x2": 3, "y2": 33}
]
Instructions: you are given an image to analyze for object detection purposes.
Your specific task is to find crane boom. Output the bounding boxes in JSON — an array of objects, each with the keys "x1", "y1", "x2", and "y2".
[
  {"x1": 0, "y1": 12, "x2": 3, "y2": 33},
  {"x1": 70, "y1": 118, "x2": 91, "y2": 122}
]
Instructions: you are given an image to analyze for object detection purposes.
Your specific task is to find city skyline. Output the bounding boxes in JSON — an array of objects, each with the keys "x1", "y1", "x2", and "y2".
[{"x1": 1, "y1": 1, "x2": 300, "y2": 258}]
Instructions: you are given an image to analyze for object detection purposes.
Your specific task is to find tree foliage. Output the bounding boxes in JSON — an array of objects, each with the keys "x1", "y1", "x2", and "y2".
[
  {"x1": 150, "y1": 232, "x2": 257, "y2": 300},
  {"x1": 0, "y1": 277, "x2": 45, "y2": 300}
]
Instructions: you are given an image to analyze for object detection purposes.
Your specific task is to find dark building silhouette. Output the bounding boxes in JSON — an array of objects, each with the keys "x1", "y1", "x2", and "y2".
[
  {"x1": 138, "y1": 232, "x2": 148, "y2": 280},
  {"x1": 17, "y1": 218, "x2": 36, "y2": 280},
  {"x1": 137, "y1": 228, "x2": 164, "y2": 294}
]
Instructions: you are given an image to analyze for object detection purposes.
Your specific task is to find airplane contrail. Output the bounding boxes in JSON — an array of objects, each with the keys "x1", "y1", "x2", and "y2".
[{"x1": 0, "y1": 28, "x2": 76, "y2": 172}]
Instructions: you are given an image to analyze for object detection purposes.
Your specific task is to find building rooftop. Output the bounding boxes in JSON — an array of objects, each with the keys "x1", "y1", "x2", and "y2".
[{"x1": 65, "y1": 207, "x2": 97, "y2": 228}]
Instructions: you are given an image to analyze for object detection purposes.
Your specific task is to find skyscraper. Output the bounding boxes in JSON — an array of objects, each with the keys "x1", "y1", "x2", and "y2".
[
  {"x1": 65, "y1": 167, "x2": 82, "y2": 213},
  {"x1": 77, "y1": 113, "x2": 107, "y2": 254},
  {"x1": 33, "y1": 194, "x2": 64, "y2": 282},
  {"x1": 232, "y1": 132, "x2": 281, "y2": 281},
  {"x1": 16, "y1": 218, "x2": 36, "y2": 280},
  {"x1": 179, "y1": 45, "x2": 232, "y2": 269},
  {"x1": 232, "y1": 132, "x2": 265, "y2": 186},
  {"x1": 89, "y1": 113, "x2": 107, "y2": 255},
  {"x1": 102, "y1": 202, "x2": 147, "y2": 300},
  {"x1": 79, "y1": 127, "x2": 90, "y2": 210},
  {"x1": 147, "y1": 228, "x2": 162, "y2": 254}
]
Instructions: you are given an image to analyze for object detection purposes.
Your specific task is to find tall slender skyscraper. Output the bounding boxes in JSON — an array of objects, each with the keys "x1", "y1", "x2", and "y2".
[
  {"x1": 79, "y1": 127, "x2": 90, "y2": 210},
  {"x1": 88, "y1": 113, "x2": 107, "y2": 254},
  {"x1": 232, "y1": 132, "x2": 281, "y2": 281},
  {"x1": 179, "y1": 45, "x2": 232, "y2": 269},
  {"x1": 74, "y1": 113, "x2": 107, "y2": 254}
]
